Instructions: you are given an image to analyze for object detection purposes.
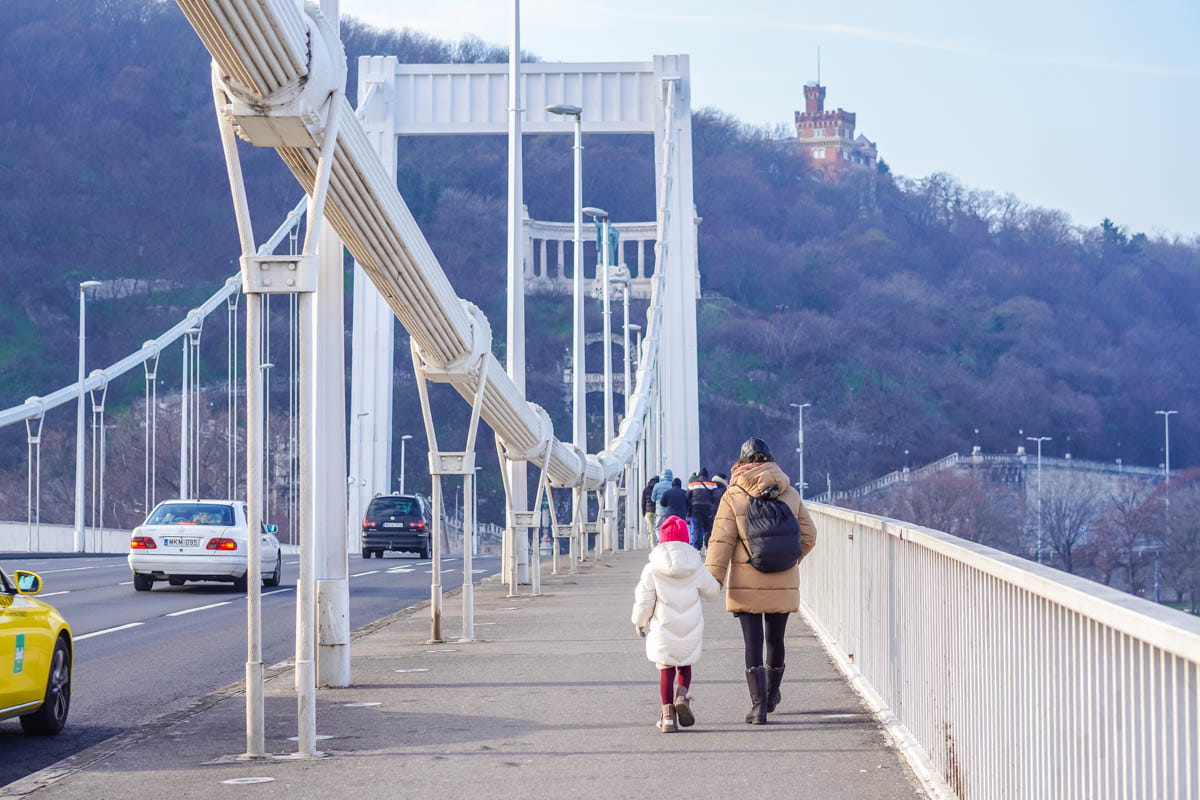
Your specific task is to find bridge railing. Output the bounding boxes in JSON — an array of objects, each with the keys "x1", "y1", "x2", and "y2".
[{"x1": 801, "y1": 502, "x2": 1200, "y2": 800}]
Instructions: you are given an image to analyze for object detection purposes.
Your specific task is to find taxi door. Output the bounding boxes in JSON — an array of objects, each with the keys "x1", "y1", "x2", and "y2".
[{"x1": 0, "y1": 576, "x2": 40, "y2": 713}]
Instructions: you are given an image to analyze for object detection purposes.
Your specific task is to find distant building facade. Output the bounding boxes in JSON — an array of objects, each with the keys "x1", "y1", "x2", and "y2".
[{"x1": 794, "y1": 82, "x2": 877, "y2": 174}]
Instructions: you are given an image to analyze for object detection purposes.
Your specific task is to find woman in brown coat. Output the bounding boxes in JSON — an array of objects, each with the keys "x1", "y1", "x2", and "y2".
[{"x1": 704, "y1": 437, "x2": 818, "y2": 724}]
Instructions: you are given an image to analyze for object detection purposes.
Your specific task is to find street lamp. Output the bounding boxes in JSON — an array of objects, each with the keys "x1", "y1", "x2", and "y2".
[
  {"x1": 1155, "y1": 410, "x2": 1177, "y2": 603},
  {"x1": 353, "y1": 412, "x2": 369, "y2": 546},
  {"x1": 790, "y1": 402, "x2": 811, "y2": 497},
  {"x1": 546, "y1": 103, "x2": 588, "y2": 557},
  {"x1": 583, "y1": 207, "x2": 613, "y2": 448},
  {"x1": 1026, "y1": 435, "x2": 1052, "y2": 564},
  {"x1": 473, "y1": 465, "x2": 482, "y2": 556},
  {"x1": 611, "y1": 275, "x2": 636, "y2": 551},
  {"x1": 584, "y1": 205, "x2": 614, "y2": 552},
  {"x1": 629, "y1": 323, "x2": 642, "y2": 373},
  {"x1": 1156, "y1": 410, "x2": 1177, "y2": 484},
  {"x1": 611, "y1": 276, "x2": 634, "y2": 408},
  {"x1": 74, "y1": 280, "x2": 103, "y2": 552},
  {"x1": 399, "y1": 434, "x2": 414, "y2": 495}
]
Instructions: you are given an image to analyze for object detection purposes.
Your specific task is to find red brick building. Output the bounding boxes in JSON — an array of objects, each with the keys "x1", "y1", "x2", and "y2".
[{"x1": 794, "y1": 82, "x2": 877, "y2": 174}]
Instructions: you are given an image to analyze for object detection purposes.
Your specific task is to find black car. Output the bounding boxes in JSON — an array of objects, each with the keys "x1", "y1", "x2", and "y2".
[{"x1": 361, "y1": 494, "x2": 431, "y2": 559}]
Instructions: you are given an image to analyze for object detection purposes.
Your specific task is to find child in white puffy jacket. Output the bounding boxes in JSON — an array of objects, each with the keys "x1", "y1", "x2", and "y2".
[{"x1": 631, "y1": 515, "x2": 721, "y2": 732}]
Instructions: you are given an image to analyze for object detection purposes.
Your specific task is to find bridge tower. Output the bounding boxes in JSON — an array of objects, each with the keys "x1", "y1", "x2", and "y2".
[{"x1": 348, "y1": 54, "x2": 701, "y2": 506}]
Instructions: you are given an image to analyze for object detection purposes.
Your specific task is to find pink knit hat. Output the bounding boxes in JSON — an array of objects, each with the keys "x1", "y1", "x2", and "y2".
[{"x1": 659, "y1": 516, "x2": 690, "y2": 544}]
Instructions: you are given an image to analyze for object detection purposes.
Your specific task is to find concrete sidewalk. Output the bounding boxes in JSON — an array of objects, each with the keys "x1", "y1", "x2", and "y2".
[{"x1": 9, "y1": 552, "x2": 925, "y2": 800}]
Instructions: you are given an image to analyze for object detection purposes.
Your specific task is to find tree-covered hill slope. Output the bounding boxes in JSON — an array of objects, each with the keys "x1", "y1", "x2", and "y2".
[{"x1": 2, "y1": 0, "x2": 1198, "y2": 496}]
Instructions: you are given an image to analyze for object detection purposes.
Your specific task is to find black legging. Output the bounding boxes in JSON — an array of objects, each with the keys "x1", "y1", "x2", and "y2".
[{"x1": 738, "y1": 612, "x2": 789, "y2": 668}]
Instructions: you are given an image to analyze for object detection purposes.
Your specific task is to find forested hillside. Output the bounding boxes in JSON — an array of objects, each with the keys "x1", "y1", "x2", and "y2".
[{"x1": 2, "y1": 0, "x2": 1198, "y2": 514}]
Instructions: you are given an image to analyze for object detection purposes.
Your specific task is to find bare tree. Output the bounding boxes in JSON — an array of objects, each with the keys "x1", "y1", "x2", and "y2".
[
  {"x1": 1090, "y1": 481, "x2": 1157, "y2": 594},
  {"x1": 1159, "y1": 478, "x2": 1200, "y2": 612},
  {"x1": 1039, "y1": 472, "x2": 1101, "y2": 574},
  {"x1": 870, "y1": 469, "x2": 1023, "y2": 553}
]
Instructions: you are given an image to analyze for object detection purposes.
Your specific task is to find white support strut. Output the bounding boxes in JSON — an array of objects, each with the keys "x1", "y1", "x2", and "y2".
[{"x1": 173, "y1": 0, "x2": 671, "y2": 499}]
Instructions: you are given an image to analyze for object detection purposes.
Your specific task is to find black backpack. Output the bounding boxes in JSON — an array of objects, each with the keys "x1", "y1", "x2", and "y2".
[{"x1": 738, "y1": 488, "x2": 802, "y2": 573}]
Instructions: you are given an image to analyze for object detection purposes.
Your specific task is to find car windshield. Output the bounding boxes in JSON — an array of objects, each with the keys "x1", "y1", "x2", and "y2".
[
  {"x1": 146, "y1": 503, "x2": 235, "y2": 526},
  {"x1": 368, "y1": 497, "x2": 419, "y2": 517}
]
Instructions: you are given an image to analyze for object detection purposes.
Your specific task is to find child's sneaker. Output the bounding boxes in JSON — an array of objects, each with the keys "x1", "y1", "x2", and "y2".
[
  {"x1": 656, "y1": 703, "x2": 677, "y2": 732},
  {"x1": 673, "y1": 686, "x2": 695, "y2": 727}
]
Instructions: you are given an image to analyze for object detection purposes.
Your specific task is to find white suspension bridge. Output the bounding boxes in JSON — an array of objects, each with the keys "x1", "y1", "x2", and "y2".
[{"x1": 1, "y1": 2, "x2": 1197, "y2": 798}]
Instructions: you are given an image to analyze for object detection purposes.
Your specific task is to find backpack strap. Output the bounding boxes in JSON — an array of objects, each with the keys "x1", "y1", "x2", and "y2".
[{"x1": 729, "y1": 484, "x2": 754, "y2": 560}]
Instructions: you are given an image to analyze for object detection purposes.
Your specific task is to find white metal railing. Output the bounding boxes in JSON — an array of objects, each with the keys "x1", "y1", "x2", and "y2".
[
  {"x1": 800, "y1": 503, "x2": 1200, "y2": 800},
  {"x1": 810, "y1": 453, "x2": 962, "y2": 503},
  {"x1": 969, "y1": 452, "x2": 1163, "y2": 479},
  {"x1": 811, "y1": 450, "x2": 1165, "y2": 505}
]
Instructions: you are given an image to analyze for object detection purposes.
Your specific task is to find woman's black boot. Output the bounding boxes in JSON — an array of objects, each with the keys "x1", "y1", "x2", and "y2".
[
  {"x1": 744, "y1": 666, "x2": 768, "y2": 724},
  {"x1": 766, "y1": 664, "x2": 785, "y2": 713}
]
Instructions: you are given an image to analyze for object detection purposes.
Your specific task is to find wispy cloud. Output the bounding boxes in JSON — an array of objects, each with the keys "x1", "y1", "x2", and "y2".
[{"x1": 606, "y1": 10, "x2": 1200, "y2": 79}]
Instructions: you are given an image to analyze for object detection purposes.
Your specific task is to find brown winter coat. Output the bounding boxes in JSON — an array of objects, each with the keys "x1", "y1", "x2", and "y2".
[{"x1": 704, "y1": 462, "x2": 817, "y2": 614}]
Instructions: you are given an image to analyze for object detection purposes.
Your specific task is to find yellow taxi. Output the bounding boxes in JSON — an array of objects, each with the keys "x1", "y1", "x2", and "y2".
[{"x1": 0, "y1": 565, "x2": 72, "y2": 734}]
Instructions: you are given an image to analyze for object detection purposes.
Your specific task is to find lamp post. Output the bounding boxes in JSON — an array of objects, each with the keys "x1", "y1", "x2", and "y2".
[
  {"x1": 583, "y1": 207, "x2": 613, "y2": 449},
  {"x1": 74, "y1": 280, "x2": 102, "y2": 552},
  {"x1": 473, "y1": 465, "x2": 482, "y2": 556},
  {"x1": 400, "y1": 434, "x2": 414, "y2": 495},
  {"x1": 790, "y1": 402, "x2": 811, "y2": 498},
  {"x1": 584, "y1": 206, "x2": 614, "y2": 551},
  {"x1": 258, "y1": 361, "x2": 273, "y2": 517},
  {"x1": 353, "y1": 411, "x2": 369, "y2": 548},
  {"x1": 1026, "y1": 435, "x2": 1051, "y2": 563},
  {"x1": 611, "y1": 277, "x2": 634, "y2": 414},
  {"x1": 546, "y1": 103, "x2": 587, "y2": 561},
  {"x1": 1156, "y1": 410, "x2": 1177, "y2": 484},
  {"x1": 612, "y1": 276, "x2": 634, "y2": 550},
  {"x1": 629, "y1": 323, "x2": 642, "y2": 373},
  {"x1": 1155, "y1": 409, "x2": 1177, "y2": 603}
]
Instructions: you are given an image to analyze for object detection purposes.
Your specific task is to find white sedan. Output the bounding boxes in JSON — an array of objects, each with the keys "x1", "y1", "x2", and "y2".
[{"x1": 128, "y1": 500, "x2": 282, "y2": 592}]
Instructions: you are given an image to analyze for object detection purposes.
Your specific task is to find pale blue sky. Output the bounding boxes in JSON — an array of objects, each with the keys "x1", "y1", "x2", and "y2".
[{"x1": 342, "y1": 0, "x2": 1199, "y2": 238}]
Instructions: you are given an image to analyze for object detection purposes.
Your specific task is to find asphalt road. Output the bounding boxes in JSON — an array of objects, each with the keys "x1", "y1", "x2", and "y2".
[{"x1": 0, "y1": 550, "x2": 500, "y2": 787}]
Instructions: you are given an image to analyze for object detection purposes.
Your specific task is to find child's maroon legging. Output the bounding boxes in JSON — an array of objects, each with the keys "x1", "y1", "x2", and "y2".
[{"x1": 659, "y1": 665, "x2": 692, "y2": 704}]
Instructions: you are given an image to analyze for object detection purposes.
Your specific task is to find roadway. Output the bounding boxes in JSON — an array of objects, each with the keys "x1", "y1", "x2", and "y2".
[{"x1": 0, "y1": 551, "x2": 500, "y2": 787}]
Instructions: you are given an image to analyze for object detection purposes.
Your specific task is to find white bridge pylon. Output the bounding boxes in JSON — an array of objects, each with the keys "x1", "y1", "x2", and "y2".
[
  {"x1": 350, "y1": 56, "x2": 701, "y2": 533},
  {"x1": 173, "y1": 0, "x2": 698, "y2": 759}
]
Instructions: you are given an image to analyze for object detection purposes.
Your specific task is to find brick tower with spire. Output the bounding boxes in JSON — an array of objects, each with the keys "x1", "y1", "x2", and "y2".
[{"x1": 794, "y1": 81, "x2": 877, "y2": 175}]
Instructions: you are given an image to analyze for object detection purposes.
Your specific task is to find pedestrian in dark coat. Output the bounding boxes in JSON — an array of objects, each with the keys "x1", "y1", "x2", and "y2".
[
  {"x1": 642, "y1": 476, "x2": 660, "y2": 546},
  {"x1": 660, "y1": 478, "x2": 688, "y2": 524},
  {"x1": 711, "y1": 473, "x2": 728, "y2": 507},
  {"x1": 687, "y1": 468, "x2": 718, "y2": 550}
]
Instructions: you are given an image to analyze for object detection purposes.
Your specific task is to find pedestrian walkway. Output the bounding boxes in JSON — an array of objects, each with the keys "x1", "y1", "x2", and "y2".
[{"x1": 11, "y1": 552, "x2": 925, "y2": 800}]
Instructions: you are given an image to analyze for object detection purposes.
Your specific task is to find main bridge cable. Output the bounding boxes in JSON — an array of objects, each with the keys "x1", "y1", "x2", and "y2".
[{"x1": 173, "y1": 0, "x2": 675, "y2": 495}]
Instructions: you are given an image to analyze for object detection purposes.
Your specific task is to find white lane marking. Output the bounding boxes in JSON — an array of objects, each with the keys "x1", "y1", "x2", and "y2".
[
  {"x1": 351, "y1": 570, "x2": 380, "y2": 577},
  {"x1": 386, "y1": 567, "x2": 414, "y2": 574},
  {"x1": 38, "y1": 590, "x2": 70, "y2": 598},
  {"x1": 471, "y1": 569, "x2": 488, "y2": 574},
  {"x1": 166, "y1": 601, "x2": 232, "y2": 617},
  {"x1": 36, "y1": 563, "x2": 127, "y2": 574},
  {"x1": 262, "y1": 588, "x2": 292, "y2": 597},
  {"x1": 424, "y1": 568, "x2": 455, "y2": 574},
  {"x1": 75, "y1": 622, "x2": 144, "y2": 641},
  {"x1": 119, "y1": 581, "x2": 132, "y2": 585}
]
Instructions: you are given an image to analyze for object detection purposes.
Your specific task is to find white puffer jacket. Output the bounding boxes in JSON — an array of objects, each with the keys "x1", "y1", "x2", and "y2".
[{"x1": 631, "y1": 541, "x2": 722, "y2": 667}]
